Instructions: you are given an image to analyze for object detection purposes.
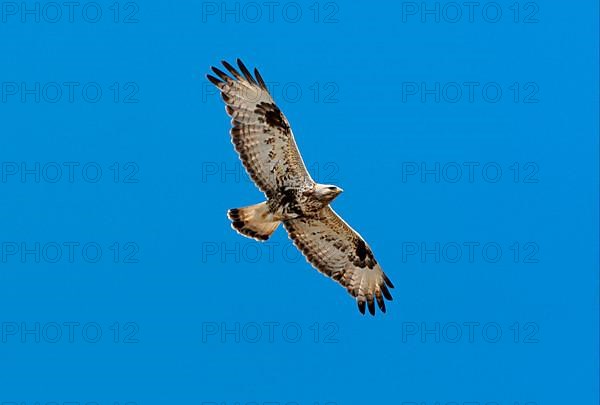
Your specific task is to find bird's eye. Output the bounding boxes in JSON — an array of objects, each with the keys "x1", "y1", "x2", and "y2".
[{"x1": 328, "y1": 186, "x2": 336, "y2": 190}]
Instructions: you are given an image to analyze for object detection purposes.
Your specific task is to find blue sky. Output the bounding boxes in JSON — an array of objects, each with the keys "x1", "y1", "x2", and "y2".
[{"x1": 0, "y1": 0, "x2": 598, "y2": 404}]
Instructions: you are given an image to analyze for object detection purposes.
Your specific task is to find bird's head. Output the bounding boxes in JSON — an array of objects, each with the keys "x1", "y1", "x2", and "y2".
[{"x1": 314, "y1": 184, "x2": 343, "y2": 203}]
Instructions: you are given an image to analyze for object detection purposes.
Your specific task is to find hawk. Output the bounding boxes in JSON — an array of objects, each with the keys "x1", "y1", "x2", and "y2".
[{"x1": 207, "y1": 59, "x2": 394, "y2": 315}]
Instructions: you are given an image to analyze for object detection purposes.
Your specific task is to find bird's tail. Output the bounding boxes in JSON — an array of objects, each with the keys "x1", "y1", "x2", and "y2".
[{"x1": 227, "y1": 202, "x2": 280, "y2": 241}]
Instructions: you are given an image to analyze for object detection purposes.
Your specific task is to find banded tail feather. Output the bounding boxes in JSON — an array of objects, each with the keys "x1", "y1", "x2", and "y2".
[{"x1": 227, "y1": 202, "x2": 280, "y2": 241}]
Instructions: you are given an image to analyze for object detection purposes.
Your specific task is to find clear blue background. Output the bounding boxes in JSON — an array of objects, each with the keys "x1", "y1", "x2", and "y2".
[{"x1": 0, "y1": 0, "x2": 598, "y2": 404}]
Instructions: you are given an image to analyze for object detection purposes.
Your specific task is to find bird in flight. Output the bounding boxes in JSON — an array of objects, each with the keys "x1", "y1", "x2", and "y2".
[{"x1": 207, "y1": 59, "x2": 394, "y2": 315}]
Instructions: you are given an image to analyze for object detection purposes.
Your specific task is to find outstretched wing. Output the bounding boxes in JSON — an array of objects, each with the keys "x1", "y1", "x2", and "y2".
[
  {"x1": 207, "y1": 59, "x2": 314, "y2": 198},
  {"x1": 283, "y1": 207, "x2": 394, "y2": 315}
]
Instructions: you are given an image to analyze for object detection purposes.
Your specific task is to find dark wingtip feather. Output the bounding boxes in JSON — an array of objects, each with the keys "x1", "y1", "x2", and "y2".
[
  {"x1": 222, "y1": 60, "x2": 242, "y2": 80},
  {"x1": 376, "y1": 294, "x2": 386, "y2": 313},
  {"x1": 237, "y1": 58, "x2": 257, "y2": 84},
  {"x1": 254, "y1": 67, "x2": 267, "y2": 90},
  {"x1": 211, "y1": 66, "x2": 230, "y2": 82},
  {"x1": 383, "y1": 274, "x2": 394, "y2": 288},
  {"x1": 206, "y1": 74, "x2": 221, "y2": 87},
  {"x1": 381, "y1": 283, "x2": 393, "y2": 301},
  {"x1": 358, "y1": 300, "x2": 366, "y2": 315},
  {"x1": 367, "y1": 299, "x2": 375, "y2": 316}
]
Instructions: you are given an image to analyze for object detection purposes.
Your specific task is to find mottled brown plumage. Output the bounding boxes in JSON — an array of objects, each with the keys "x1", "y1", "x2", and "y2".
[{"x1": 208, "y1": 59, "x2": 394, "y2": 315}]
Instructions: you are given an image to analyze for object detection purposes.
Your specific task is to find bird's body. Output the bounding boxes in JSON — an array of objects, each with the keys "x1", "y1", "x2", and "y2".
[
  {"x1": 207, "y1": 59, "x2": 394, "y2": 315},
  {"x1": 268, "y1": 183, "x2": 342, "y2": 220}
]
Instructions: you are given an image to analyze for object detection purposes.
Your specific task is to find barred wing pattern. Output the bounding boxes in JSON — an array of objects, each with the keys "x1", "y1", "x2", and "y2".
[
  {"x1": 284, "y1": 207, "x2": 394, "y2": 315},
  {"x1": 208, "y1": 59, "x2": 394, "y2": 316},
  {"x1": 207, "y1": 59, "x2": 314, "y2": 199}
]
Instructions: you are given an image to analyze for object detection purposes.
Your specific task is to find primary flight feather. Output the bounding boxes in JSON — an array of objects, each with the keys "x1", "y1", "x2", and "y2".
[{"x1": 207, "y1": 59, "x2": 394, "y2": 315}]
